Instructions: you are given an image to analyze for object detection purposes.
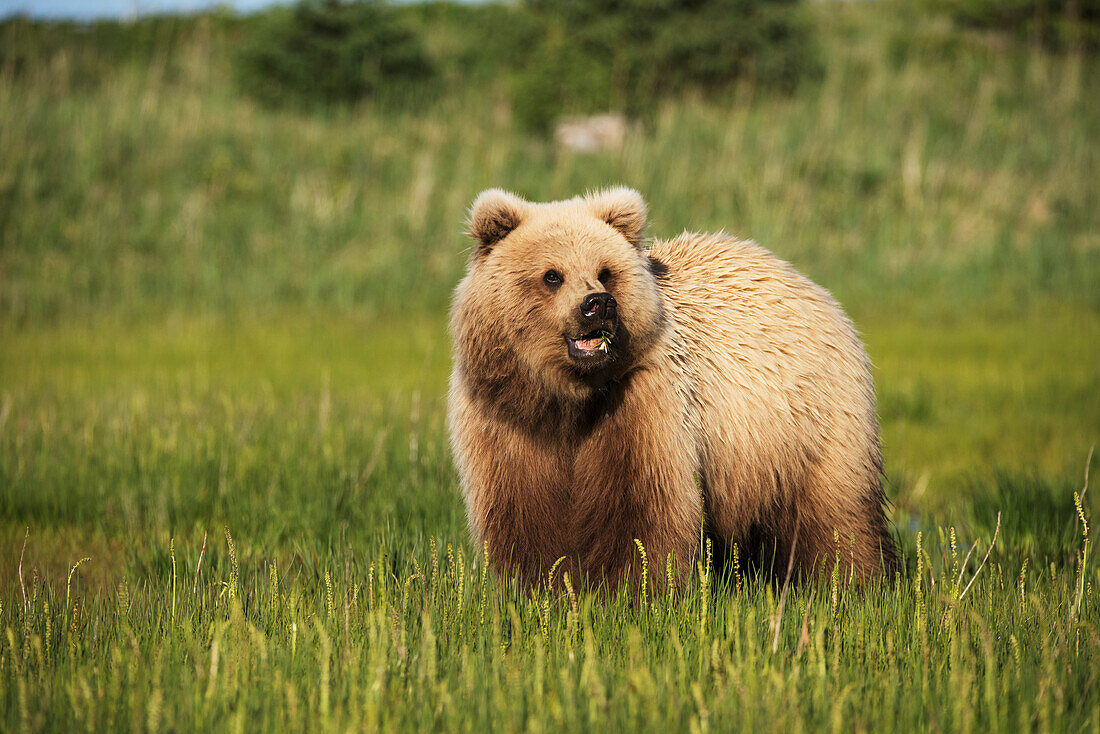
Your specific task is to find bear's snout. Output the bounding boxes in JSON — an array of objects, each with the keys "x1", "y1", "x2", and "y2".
[{"x1": 580, "y1": 292, "x2": 617, "y2": 321}]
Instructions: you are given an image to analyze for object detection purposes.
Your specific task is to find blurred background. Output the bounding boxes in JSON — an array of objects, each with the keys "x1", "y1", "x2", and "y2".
[{"x1": 0, "y1": 0, "x2": 1097, "y2": 580}]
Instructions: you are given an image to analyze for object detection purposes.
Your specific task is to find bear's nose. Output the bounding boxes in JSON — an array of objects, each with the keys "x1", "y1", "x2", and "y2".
[{"x1": 580, "y1": 292, "x2": 617, "y2": 321}]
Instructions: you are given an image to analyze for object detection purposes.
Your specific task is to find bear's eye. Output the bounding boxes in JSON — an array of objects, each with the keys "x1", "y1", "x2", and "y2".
[
  {"x1": 543, "y1": 270, "x2": 563, "y2": 287},
  {"x1": 598, "y1": 268, "x2": 611, "y2": 284}
]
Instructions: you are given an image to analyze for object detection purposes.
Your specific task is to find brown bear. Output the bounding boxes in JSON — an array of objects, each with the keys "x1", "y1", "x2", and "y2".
[{"x1": 448, "y1": 187, "x2": 894, "y2": 590}]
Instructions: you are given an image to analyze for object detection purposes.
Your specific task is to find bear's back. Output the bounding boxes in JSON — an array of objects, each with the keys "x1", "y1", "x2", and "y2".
[
  {"x1": 648, "y1": 232, "x2": 869, "y2": 380},
  {"x1": 648, "y1": 232, "x2": 881, "y2": 540}
]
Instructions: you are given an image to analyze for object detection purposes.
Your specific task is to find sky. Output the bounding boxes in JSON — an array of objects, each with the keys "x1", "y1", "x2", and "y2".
[{"x1": 0, "y1": 0, "x2": 288, "y2": 20}]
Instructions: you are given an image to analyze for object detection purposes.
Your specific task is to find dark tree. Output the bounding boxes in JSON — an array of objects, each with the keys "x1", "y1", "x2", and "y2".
[{"x1": 236, "y1": 0, "x2": 433, "y2": 109}]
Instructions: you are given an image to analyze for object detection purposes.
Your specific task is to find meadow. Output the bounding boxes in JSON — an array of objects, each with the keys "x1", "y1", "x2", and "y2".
[{"x1": 1, "y1": 1, "x2": 1099, "y2": 730}]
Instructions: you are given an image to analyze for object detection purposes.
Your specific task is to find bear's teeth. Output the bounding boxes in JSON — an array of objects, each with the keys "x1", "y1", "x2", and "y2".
[{"x1": 574, "y1": 338, "x2": 601, "y2": 351}]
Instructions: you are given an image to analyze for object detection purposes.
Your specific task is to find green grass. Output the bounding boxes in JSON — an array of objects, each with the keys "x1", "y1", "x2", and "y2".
[
  {"x1": 1, "y1": 2, "x2": 1097, "y2": 325},
  {"x1": 1, "y1": 0, "x2": 1099, "y2": 730},
  {"x1": 2, "y1": 311, "x2": 1097, "y2": 731},
  {"x1": 4, "y1": 525, "x2": 1095, "y2": 731}
]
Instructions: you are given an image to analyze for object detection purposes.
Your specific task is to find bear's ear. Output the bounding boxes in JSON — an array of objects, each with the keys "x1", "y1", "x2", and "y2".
[
  {"x1": 467, "y1": 189, "x2": 529, "y2": 256},
  {"x1": 586, "y1": 187, "x2": 647, "y2": 247}
]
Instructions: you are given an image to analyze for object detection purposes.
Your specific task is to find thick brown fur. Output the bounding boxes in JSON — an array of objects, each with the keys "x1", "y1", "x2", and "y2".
[{"x1": 449, "y1": 187, "x2": 895, "y2": 591}]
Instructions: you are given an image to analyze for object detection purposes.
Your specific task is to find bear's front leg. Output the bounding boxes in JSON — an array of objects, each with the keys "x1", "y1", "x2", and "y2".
[
  {"x1": 569, "y1": 365, "x2": 702, "y2": 591},
  {"x1": 451, "y1": 400, "x2": 576, "y2": 588}
]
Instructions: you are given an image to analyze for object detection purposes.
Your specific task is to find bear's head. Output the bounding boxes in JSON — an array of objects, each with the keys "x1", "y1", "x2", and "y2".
[{"x1": 451, "y1": 187, "x2": 666, "y2": 410}]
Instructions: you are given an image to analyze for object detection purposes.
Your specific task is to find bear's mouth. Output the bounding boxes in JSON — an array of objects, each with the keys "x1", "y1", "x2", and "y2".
[{"x1": 567, "y1": 328, "x2": 614, "y2": 360}]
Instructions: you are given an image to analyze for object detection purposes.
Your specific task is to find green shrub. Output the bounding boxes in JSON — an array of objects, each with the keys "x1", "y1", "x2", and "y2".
[
  {"x1": 513, "y1": 0, "x2": 822, "y2": 132},
  {"x1": 235, "y1": 0, "x2": 434, "y2": 109},
  {"x1": 931, "y1": 0, "x2": 1100, "y2": 50},
  {"x1": 401, "y1": 2, "x2": 544, "y2": 86}
]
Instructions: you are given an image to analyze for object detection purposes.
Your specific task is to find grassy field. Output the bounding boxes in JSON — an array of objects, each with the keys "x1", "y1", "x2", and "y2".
[{"x1": 2, "y1": 0, "x2": 1099, "y2": 730}]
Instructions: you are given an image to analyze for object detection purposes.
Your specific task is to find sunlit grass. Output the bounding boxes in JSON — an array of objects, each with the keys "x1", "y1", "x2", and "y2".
[
  {"x1": 1, "y1": 0, "x2": 1098, "y2": 729},
  {"x1": 2, "y1": 501, "x2": 1097, "y2": 731}
]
